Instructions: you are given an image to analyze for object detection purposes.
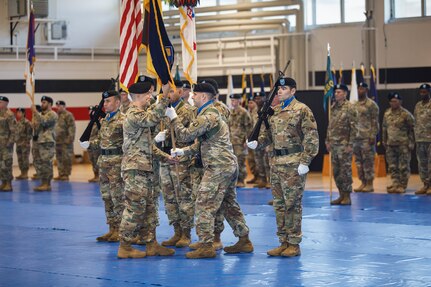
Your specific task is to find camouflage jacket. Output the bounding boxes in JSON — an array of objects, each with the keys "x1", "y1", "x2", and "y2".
[
  {"x1": 414, "y1": 100, "x2": 431, "y2": 142},
  {"x1": 98, "y1": 110, "x2": 124, "y2": 151},
  {"x1": 120, "y1": 100, "x2": 131, "y2": 115},
  {"x1": 228, "y1": 106, "x2": 252, "y2": 145},
  {"x1": 353, "y1": 97, "x2": 379, "y2": 141},
  {"x1": 121, "y1": 99, "x2": 168, "y2": 171},
  {"x1": 88, "y1": 124, "x2": 100, "y2": 150},
  {"x1": 55, "y1": 110, "x2": 76, "y2": 144},
  {"x1": 16, "y1": 117, "x2": 32, "y2": 146},
  {"x1": 33, "y1": 110, "x2": 58, "y2": 143},
  {"x1": 382, "y1": 107, "x2": 415, "y2": 146},
  {"x1": 173, "y1": 103, "x2": 237, "y2": 168},
  {"x1": 214, "y1": 100, "x2": 230, "y2": 124},
  {"x1": 0, "y1": 109, "x2": 16, "y2": 147},
  {"x1": 258, "y1": 98, "x2": 319, "y2": 166},
  {"x1": 326, "y1": 100, "x2": 358, "y2": 147}
]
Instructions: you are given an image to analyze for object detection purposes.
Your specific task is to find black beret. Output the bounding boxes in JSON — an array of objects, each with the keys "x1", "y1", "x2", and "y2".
[
  {"x1": 419, "y1": 83, "x2": 430, "y2": 91},
  {"x1": 174, "y1": 80, "x2": 183, "y2": 88},
  {"x1": 359, "y1": 82, "x2": 368, "y2": 88},
  {"x1": 334, "y1": 84, "x2": 349, "y2": 92},
  {"x1": 35, "y1": 105, "x2": 42, "y2": 112},
  {"x1": 41, "y1": 96, "x2": 53, "y2": 104},
  {"x1": 182, "y1": 81, "x2": 191, "y2": 89},
  {"x1": 229, "y1": 94, "x2": 242, "y2": 100},
  {"x1": 253, "y1": 91, "x2": 266, "y2": 98},
  {"x1": 388, "y1": 92, "x2": 401, "y2": 100},
  {"x1": 128, "y1": 82, "x2": 152, "y2": 94},
  {"x1": 56, "y1": 100, "x2": 66, "y2": 106},
  {"x1": 279, "y1": 77, "x2": 296, "y2": 88},
  {"x1": 119, "y1": 88, "x2": 127, "y2": 93},
  {"x1": 102, "y1": 90, "x2": 119, "y2": 99},
  {"x1": 0, "y1": 96, "x2": 9, "y2": 102},
  {"x1": 137, "y1": 75, "x2": 155, "y2": 86},
  {"x1": 17, "y1": 108, "x2": 26, "y2": 113},
  {"x1": 200, "y1": 79, "x2": 219, "y2": 94},
  {"x1": 193, "y1": 83, "x2": 216, "y2": 95}
]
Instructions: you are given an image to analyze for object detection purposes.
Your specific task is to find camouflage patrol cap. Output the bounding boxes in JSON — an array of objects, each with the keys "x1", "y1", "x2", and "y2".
[
  {"x1": 279, "y1": 77, "x2": 296, "y2": 88},
  {"x1": 102, "y1": 90, "x2": 119, "y2": 99},
  {"x1": 388, "y1": 92, "x2": 401, "y2": 100},
  {"x1": 56, "y1": 100, "x2": 66, "y2": 106},
  {"x1": 128, "y1": 82, "x2": 152, "y2": 94},
  {"x1": 200, "y1": 79, "x2": 219, "y2": 94},
  {"x1": 0, "y1": 96, "x2": 9, "y2": 102},
  {"x1": 358, "y1": 82, "x2": 368, "y2": 88},
  {"x1": 229, "y1": 94, "x2": 242, "y2": 99},
  {"x1": 41, "y1": 95, "x2": 53, "y2": 104},
  {"x1": 334, "y1": 84, "x2": 349, "y2": 92},
  {"x1": 419, "y1": 83, "x2": 430, "y2": 91}
]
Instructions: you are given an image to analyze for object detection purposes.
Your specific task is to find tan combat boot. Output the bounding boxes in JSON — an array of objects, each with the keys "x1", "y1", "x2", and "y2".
[
  {"x1": 117, "y1": 242, "x2": 146, "y2": 259},
  {"x1": 53, "y1": 176, "x2": 62, "y2": 181},
  {"x1": 340, "y1": 192, "x2": 352, "y2": 205},
  {"x1": 175, "y1": 228, "x2": 191, "y2": 248},
  {"x1": 213, "y1": 232, "x2": 223, "y2": 250},
  {"x1": 353, "y1": 181, "x2": 366, "y2": 192},
  {"x1": 131, "y1": 235, "x2": 146, "y2": 245},
  {"x1": 186, "y1": 243, "x2": 216, "y2": 259},
  {"x1": 267, "y1": 242, "x2": 288, "y2": 256},
  {"x1": 415, "y1": 183, "x2": 429, "y2": 195},
  {"x1": 108, "y1": 227, "x2": 120, "y2": 242},
  {"x1": 161, "y1": 224, "x2": 182, "y2": 246},
  {"x1": 223, "y1": 235, "x2": 254, "y2": 254},
  {"x1": 146, "y1": 240, "x2": 175, "y2": 256},
  {"x1": 281, "y1": 244, "x2": 301, "y2": 257},
  {"x1": 254, "y1": 178, "x2": 268, "y2": 189},
  {"x1": 33, "y1": 180, "x2": 51, "y2": 192},
  {"x1": 330, "y1": 193, "x2": 344, "y2": 205},
  {"x1": 268, "y1": 200, "x2": 274, "y2": 206},
  {"x1": 31, "y1": 174, "x2": 39, "y2": 180},
  {"x1": 0, "y1": 181, "x2": 12, "y2": 192},
  {"x1": 96, "y1": 224, "x2": 115, "y2": 242},
  {"x1": 0, "y1": 181, "x2": 6, "y2": 190},
  {"x1": 246, "y1": 177, "x2": 257, "y2": 184},
  {"x1": 59, "y1": 175, "x2": 69, "y2": 181},
  {"x1": 16, "y1": 171, "x2": 29, "y2": 180},
  {"x1": 392, "y1": 186, "x2": 406, "y2": 194},
  {"x1": 362, "y1": 180, "x2": 374, "y2": 193}
]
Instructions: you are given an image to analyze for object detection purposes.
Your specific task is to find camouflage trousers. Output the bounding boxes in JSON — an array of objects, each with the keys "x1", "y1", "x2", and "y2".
[
  {"x1": 416, "y1": 142, "x2": 431, "y2": 185},
  {"x1": 247, "y1": 149, "x2": 257, "y2": 178},
  {"x1": 160, "y1": 160, "x2": 195, "y2": 230},
  {"x1": 32, "y1": 142, "x2": 41, "y2": 174},
  {"x1": 87, "y1": 145, "x2": 100, "y2": 175},
  {"x1": 386, "y1": 145, "x2": 411, "y2": 188},
  {"x1": 353, "y1": 140, "x2": 375, "y2": 182},
  {"x1": 331, "y1": 145, "x2": 353, "y2": 193},
  {"x1": 255, "y1": 148, "x2": 269, "y2": 181},
  {"x1": 0, "y1": 145, "x2": 13, "y2": 181},
  {"x1": 191, "y1": 164, "x2": 225, "y2": 235},
  {"x1": 195, "y1": 164, "x2": 249, "y2": 243},
  {"x1": 16, "y1": 144, "x2": 30, "y2": 173},
  {"x1": 233, "y1": 144, "x2": 247, "y2": 184},
  {"x1": 56, "y1": 143, "x2": 73, "y2": 176},
  {"x1": 98, "y1": 155, "x2": 124, "y2": 226},
  {"x1": 119, "y1": 170, "x2": 157, "y2": 244},
  {"x1": 270, "y1": 164, "x2": 305, "y2": 245},
  {"x1": 34, "y1": 142, "x2": 55, "y2": 181}
]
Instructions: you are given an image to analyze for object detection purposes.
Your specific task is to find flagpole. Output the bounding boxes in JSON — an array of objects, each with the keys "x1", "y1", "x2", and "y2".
[{"x1": 327, "y1": 44, "x2": 333, "y2": 203}]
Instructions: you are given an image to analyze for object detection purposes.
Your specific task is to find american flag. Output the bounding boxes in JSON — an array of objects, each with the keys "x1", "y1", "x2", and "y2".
[
  {"x1": 119, "y1": 0, "x2": 143, "y2": 91},
  {"x1": 25, "y1": 4, "x2": 36, "y2": 103}
]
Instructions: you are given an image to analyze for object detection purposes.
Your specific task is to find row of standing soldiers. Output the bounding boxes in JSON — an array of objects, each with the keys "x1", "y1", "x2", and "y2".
[
  {"x1": 92, "y1": 75, "x2": 319, "y2": 259},
  {"x1": 0, "y1": 96, "x2": 76, "y2": 192},
  {"x1": 326, "y1": 83, "x2": 431, "y2": 206}
]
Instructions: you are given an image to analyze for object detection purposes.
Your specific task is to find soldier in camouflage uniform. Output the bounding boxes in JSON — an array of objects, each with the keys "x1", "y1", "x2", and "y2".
[
  {"x1": 87, "y1": 106, "x2": 100, "y2": 183},
  {"x1": 326, "y1": 84, "x2": 358, "y2": 205},
  {"x1": 54, "y1": 101, "x2": 76, "y2": 181},
  {"x1": 228, "y1": 94, "x2": 252, "y2": 187},
  {"x1": 248, "y1": 77, "x2": 319, "y2": 257},
  {"x1": 414, "y1": 84, "x2": 431, "y2": 195},
  {"x1": 117, "y1": 81, "x2": 175, "y2": 258},
  {"x1": 31, "y1": 96, "x2": 58, "y2": 191},
  {"x1": 0, "y1": 96, "x2": 16, "y2": 192},
  {"x1": 153, "y1": 80, "x2": 196, "y2": 248},
  {"x1": 167, "y1": 82, "x2": 253, "y2": 259},
  {"x1": 119, "y1": 88, "x2": 131, "y2": 114},
  {"x1": 383, "y1": 92, "x2": 415, "y2": 193},
  {"x1": 96, "y1": 90, "x2": 125, "y2": 242},
  {"x1": 201, "y1": 79, "x2": 230, "y2": 123},
  {"x1": 353, "y1": 82, "x2": 379, "y2": 193},
  {"x1": 181, "y1": 81, "x2": 192, "y2": 104},
  {"x1": 31, "y1": 105, "x2": 42, "y2": 180},
  {"x1": 15, "y1": 108, "x2": 33, "y2": 180}
]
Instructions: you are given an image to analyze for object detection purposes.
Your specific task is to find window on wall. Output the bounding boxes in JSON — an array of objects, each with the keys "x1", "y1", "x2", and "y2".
[
  {"x1": 307, "y1": 0, "x2": 365, "y2": 26},
  {"x1": 391, "y1": 0, "x2": 431, "y2": 18}
]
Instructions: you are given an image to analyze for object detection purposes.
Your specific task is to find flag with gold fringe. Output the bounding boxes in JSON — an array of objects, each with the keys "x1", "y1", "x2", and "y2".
[
  {"x1": 25, "y1": 2, "x2": 36, "y2": 104},
  {"x1": 179, "y1": 5, "x2": 197, "y2": 84}
]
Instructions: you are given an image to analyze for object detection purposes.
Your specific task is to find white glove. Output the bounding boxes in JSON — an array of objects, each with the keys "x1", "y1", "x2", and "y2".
[
  {"x1": 165, "y1": 106, "x2": 178, "y2": 120},
  {"x1": 298, "y1": 164, "x2": 309, "y2": 176},
  {"x1": 187, "y1": 96, "x2": 194, "y2": 106},
  {"x1": 80, "y1": 141, "x2": 90, "y2": 149},
  {"x1": 247, "y1": 140, "x2": 258, "y2": 150},
  {"x1": 171, "y1": 148, "x2": 184, "y2": 157},
  {"x1": 155, "y1": 130, "x2": 167, "y2": 143}
]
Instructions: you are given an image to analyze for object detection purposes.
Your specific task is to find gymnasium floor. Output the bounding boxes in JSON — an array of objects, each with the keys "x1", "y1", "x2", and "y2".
[{"x1": 1, "y1": 165, "x2": 430, "y2": 287}]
